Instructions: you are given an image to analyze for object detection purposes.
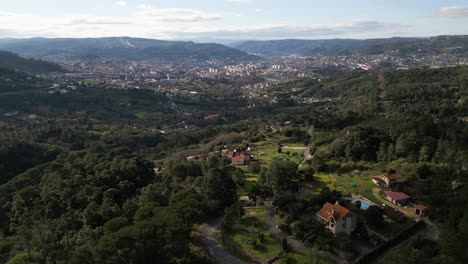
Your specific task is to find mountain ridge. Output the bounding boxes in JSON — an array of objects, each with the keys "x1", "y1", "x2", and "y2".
[
  {"x1": 233, "y1": 35, "x2": 468, "y2": 57},
  {"x1": 0, "y1": 37, "x2": 259, "y2": 62}
]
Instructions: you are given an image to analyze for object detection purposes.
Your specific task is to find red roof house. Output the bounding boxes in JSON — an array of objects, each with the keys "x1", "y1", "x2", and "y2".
[
  {"x1": 316, "y1": 202, "x2": 357, "y2": 235},
  {"x1": 384, "y1": 191, "x2": 410, "y2": 206}
]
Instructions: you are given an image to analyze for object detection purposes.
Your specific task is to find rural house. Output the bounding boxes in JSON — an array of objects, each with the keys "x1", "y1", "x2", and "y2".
[
  {"x1": 384, "y1": 191, "x2": 410, "y2": 206},
  {"x1": 316, "y1": 202, "x2": 357, "y2": 235}
]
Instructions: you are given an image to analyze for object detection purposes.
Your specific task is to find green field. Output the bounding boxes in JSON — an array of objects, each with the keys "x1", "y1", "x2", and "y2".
[
  {"x1": 305, "y1": 172, "x2": 381, "y2": 204},
  {"x1": 252, "y1": 139, "x2": 305, "y2": 166},
  {"x1": 229, "y1": 232, "x2": 282, "y2": 261},
  {"x1": 240, "y1": 208, "x2": 269, "y2": 232}
]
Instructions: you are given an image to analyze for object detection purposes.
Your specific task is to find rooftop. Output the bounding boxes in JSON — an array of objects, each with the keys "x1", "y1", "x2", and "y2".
[
  {"x1": 317, "y1": 202, "x2": 352, "y2": 222},
  {"x1": 384, "y1": 191, "x2": 410, "y2": 201}
]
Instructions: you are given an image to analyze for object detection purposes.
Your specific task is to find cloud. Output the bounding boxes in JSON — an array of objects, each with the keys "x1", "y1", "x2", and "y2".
[
  {"x1": 178, "y1": 20, "x2": 410, "y2": 40},
  {"x1": 438, "y1": 6, "x2": 468, "y2": 17},
  {"x1": 69, "y1": 17, "x2": 131, "y2": 25},
  {"x1": 136, "y1": 5, "x2": 223, "y2": 22},
  {"x1": 115, "y1": 1, "x2": 127, "y2": 7},
  {"x1": 226, "y1": 0, "x2": 255, "y2": 3},
  {"x1": 0, "y1": 7, "x2": 409, "y2": 40}
]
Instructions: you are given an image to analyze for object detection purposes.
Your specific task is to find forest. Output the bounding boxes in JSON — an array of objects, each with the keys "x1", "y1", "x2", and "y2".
[{"x1": 0, "y1": 65, "x2": 467, "y2": 264}]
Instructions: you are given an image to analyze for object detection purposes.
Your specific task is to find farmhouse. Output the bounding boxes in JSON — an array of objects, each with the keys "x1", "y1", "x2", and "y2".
[
  {"x1": 221, "y1": 147, "x2": 252, "y2": 165},
  {"x1": 231, "y1": 154, "x2": 251, "y2": 165},
  {"x1": 372, "y1": 173, "x2": 405, "y2": 189},
  {"x1": 317, "y1": 202, "x2": 357, "y2": 235},
  {"x1": 384, "y1": 191, "x2": 410, "y2": 206}
]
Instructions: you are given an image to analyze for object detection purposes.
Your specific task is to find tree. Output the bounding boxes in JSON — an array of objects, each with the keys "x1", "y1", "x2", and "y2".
[
  {"x1": 266, "y1": 158, "x2": 297, "y2": 191},
  {"x1": 282, "y1": 238, "x2": 289, "y2": 252},
  {"x1": 223, "y1": 203, "x2": 245, "y2": 230},
  {"x1": 419, "y1": 145, "x2": 431, "y2": 163},
  {"x1": 202, "y1": 168, "x2": 237, "y2": 210},
  {"x1": 363, "y1": 206, "x2": 384, "y2": 227},
  {"x1": 248, "y1": 161, "x2": 261, "y2": 175}
]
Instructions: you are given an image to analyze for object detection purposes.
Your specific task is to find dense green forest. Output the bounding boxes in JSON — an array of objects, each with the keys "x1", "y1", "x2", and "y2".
[
  {"x1": 0, "y1": 51, "x2": 63, "y2": 74},
  {"x1": 0, "y1": 66, "x2": 467, "y2": 263},
  {"x1": 0, "y1": 68, "x2": 53, "y2": 93}
]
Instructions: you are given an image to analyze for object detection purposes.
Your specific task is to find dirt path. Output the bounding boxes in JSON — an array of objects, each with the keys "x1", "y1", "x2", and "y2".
[{"x1": 195, "y1": 216, "x2": 248, "y2": 264}]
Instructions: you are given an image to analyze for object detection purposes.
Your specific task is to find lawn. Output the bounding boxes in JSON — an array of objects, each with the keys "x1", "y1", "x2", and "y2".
[
  {"x1": 279, "y1": 250, "x2": 333, "y2": 264},
  {"x1": 252, "y1": 139, "x2": 305, "y2": 166},
  {"x1": 229, "y1": 232, "x2": 283, "y2": 261},
  {"x1": 308, "y1": 173, "x2": 343, "y2": 195},
  {"x1": 306, "y1": 172, "x2": 381, "y2": 204},
  {"x1": 239, "y1": 208, "x2": 269, "y2": 233},
  {"x1": 334, "y1": 173, "x2": 381, "y2": 204},
  {"x1": 224, "y1": 207, "x2": 285, "y2": 262}
]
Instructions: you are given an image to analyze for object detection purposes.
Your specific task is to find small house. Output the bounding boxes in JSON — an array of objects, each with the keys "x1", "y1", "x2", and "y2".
[
  {"x1": 415, "y1": 204, "x2": 430, "y2": 217},
  {"x1": 231, "y1": 154, "x2": 251, "y2": 165},
  {"x1": 381, "y1": 173, "x2": 404, "y2": 188},
  {"x1": 384, "y1": 191, "x2": 410, "y2": 206}
]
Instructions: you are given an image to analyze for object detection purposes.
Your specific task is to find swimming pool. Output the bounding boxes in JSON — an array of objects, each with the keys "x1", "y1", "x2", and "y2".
[{"x1": 356, "y1": 199, "x2": 370, "y2": 210}]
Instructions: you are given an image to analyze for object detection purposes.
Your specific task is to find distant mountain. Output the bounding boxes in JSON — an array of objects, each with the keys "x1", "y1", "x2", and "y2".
[
  {"x1": 233, "y1": 39, "x2": 368, "y2": 57},
  {"x1": 0, "y1": 37, "x2": 259, "y2": 62},
  {"x1": 338, "y1": 35, "x2": 468, "y2": 56},
  {"x1": 0, "y1": 51, "x2": 63, "y2": 74},
  {"x1": 233, "y1": 35, "x2": 468, "y2": 57}
]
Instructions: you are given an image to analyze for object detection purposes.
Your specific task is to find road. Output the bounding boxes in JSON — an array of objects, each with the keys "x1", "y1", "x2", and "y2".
[
  {"x1": 195, "y1": 216, "x2": 248, "y2": 264},
  {"x1": 0, "y1": 84, "x2": 59, "y2": 96}
]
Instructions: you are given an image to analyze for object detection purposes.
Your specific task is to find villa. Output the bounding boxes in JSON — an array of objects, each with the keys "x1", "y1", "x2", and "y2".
[{"x1": 317, "y1": 202, "x2": 357, "y2": 235}]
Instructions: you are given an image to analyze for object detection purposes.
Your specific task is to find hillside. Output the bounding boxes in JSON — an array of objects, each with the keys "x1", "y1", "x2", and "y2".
[
  {"x1": 234, "y1": 35, "x2": 468, "y2": 57},
  {"x1": 233, "y1": 38, "x2": 367, "y2": 56},
  {"x1": 0, "y1": 51, "x2": 63, "y2": 74},
  {"x1": 0, "y1": 68, "x2": 52, "y2": 93},
  {"x1": 0, "y1": 66, "x2": 467, "y2": 264},
  {"x1": 0, "y1": 37, "x2": 259, "y2": 62}
]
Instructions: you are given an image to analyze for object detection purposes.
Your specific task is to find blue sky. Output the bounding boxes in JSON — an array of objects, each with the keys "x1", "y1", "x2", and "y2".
[{"x1": 0, "y1": 0, "x2": 467, "y2": 40}]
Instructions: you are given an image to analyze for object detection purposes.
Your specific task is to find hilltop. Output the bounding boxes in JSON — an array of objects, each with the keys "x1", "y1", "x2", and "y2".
[
  {"x1": 0, "y1": 37, "x2": 259, "y2": 63},
  {"x1": 233, "y1": 35, "x2": 468, "y2": 57},
  {"x1": 0, "y1": 51, "x2": 63, "y2": 74}
]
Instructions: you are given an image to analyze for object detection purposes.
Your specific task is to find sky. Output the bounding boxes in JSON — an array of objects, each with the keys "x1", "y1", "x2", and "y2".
[{"x1": 0, "y1": 0, "x2": 468, "y2": 41}]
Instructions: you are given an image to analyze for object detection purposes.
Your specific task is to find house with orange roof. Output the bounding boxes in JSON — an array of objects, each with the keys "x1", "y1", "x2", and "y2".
[{"x1": 316, "y1": 202, "x2": 357, "y2": 235}]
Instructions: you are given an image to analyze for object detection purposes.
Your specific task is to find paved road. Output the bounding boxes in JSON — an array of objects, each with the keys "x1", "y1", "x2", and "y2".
[{"x1": 195, "y1": 216, "x2": 248, "y2": 264}]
